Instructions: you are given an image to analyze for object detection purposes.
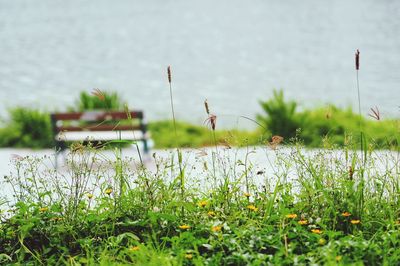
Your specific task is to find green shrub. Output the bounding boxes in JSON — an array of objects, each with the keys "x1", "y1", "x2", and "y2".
[
  {"x1": 75, "y1": 90, "x2": 125, "y2": 111},
  {"x1": 257, "y1": 89, "x2": 304, "y2": 139},
  {"x1": 0, "y1": 107, "x2": 53, "y2": 148},
  {"x1": 149, "y1": 120, "x2": 260, "y2": 148},
  {"x1": 257, "y1": 91, "x2": 399, "y2": 149}
]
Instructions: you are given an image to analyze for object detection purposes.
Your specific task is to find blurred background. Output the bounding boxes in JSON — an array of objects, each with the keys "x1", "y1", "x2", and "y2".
[{"x1": 0, "y1": 0, "x2": 399, "y2": 128}]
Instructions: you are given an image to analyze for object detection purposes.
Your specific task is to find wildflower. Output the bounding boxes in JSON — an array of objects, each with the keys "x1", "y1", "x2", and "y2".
[
  {"x1": 105, "y1": 188, "x2": 113, "y2": 195},
  {"x1": 311, "y1": 229, "x2": 323, "y2": 234},
  {"x1": 185, "y1": 254, "x2": 193, "y2": 260},
  {"x1": 50, "y1": 217, "x2": 63, "y2": 222},
  {"x1": 350, "y1": 219, "x2": 361, "y2": 225},
  {"x1": 318, "y1": 238, "x2": 326, "y2": 245},
  {"x1": 39, "y1": 207, "x2": 48, "y2": 213},
  {"x1": 336, "y1": 256, "x2": 342, "y2": 262},
  {"x1": 130, "y1": 246, "x2": 140, "y2": 251},
  {"x1": 87, "y1": 193, "x2": 93, "y2": 199},
  {"x1": 178, "y1": 224, "x2": 191, "y2": 230},
  {"x1": 247, "y1": 205, "x2": 258, "y2": 212},
  {"x1": 395, "y1": 220, "x2": 400, "y2": 225},
  {"x1": 244, "y1": 192, "x2": 251, "y2": 198},
  {"x1": 286, "y1": 214, "x2": 297, "y2": 219},
  {"x1": 207, "y1": 211, "x2": 216, "y2": 217},
  {"x1": 298, "y1": 219, "x2": 308, "y2": 225},
  {"x1": 211, "y1": 225, "x2": 222, "y2": 232},
  {"x1": 342, "y1": 211, "x2": 351, "y2": 217},
  {"x1": 198, "y1": 200, "x2": 208, "y2": 208}
]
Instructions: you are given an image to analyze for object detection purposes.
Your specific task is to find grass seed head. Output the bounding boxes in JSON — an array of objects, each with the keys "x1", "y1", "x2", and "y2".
[
  {"x1": 167, "y1": 65, "x2": 172, "y2": 83},
  {"x1": 92, "y1": 88, "x2": 105, "y2": 101},
  {"x1": 204, "y1": 99, "x2": 210, "y2": 115},
  {"x1": 355, "y1": 49, "x2": 360, "y2": 70}
]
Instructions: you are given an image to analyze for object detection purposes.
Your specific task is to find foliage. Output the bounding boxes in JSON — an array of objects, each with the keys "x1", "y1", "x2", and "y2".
[
  {"x1": 149, "y1": 120, "x2": 260, "y2": 148},
  {"x1": 257, "y1": 90, "x2": 399, "y2": 149},
  {"x1": 1, "y1": 141, "x2": 400, "y2": 265},
  {"x1": 0, "y1": 107, "x2": 53, "y2": 148},
  {"x1": 75, "y1": 91, "x2": 125, "y2": 111},
  {"x1": 0, "y1": 90, "x2": 398, "y2": 150},
  {"x1": 300, "y1": 106, "x2": 399, "y2": 148},
  {"x1": 257, "y1": 89, "x2": 304, "y2": 140}
]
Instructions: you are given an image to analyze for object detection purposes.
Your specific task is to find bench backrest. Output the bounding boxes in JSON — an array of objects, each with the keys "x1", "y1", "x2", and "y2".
[{"x1": 50, "y1": 110, "x2": 148, "y2": 152}]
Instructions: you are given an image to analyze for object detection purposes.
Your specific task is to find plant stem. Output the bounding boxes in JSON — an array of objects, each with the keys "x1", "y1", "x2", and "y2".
[{"x1": 168, "y1": 73, "x2": 184, "y2": 217}]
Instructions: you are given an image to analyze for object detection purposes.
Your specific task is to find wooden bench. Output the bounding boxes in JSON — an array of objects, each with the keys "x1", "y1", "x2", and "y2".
[{"x1": 50, "y1": 110, "x2": 150, "y2": 160}]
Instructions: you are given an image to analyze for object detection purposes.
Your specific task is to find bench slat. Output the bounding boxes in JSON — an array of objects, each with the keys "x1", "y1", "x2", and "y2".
[
  {"x1": 57, "y1": 125, "x2": 143, "y2": 132},
  {"x1": 56, "y1": 131, "x2": 147, "y2": 141},
  {"x1": 51, "y1": 111, "x2": 143, "y2": 122}
]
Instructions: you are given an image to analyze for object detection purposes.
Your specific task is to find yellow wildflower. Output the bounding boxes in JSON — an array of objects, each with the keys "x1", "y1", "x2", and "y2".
[
  {"x1": 178, "y1": 224, "x2": 191, "y2": 230},
  {"x1": 336, "y1": 256, "x2": 342, "y2": 262},
  {"x1": 39, "y1": 207, "x2": 48, "y2": 213},
  {"x1": 87, "y1": 193, "x2": 94, "y2": 199},
  {"x1": 342, "y1": 211, "x2": 351, "y2": 217},
  {"x1": 350, "y1": 219, "x2": 361, "y2": 225},
  {"x1": 130, "y1": 246, "x2": 140, "y2": 251},
  {"x1": 286, "y1": 213, "x2": 297, "y2": 219},
  {"x1": 211, "y1": 225, "x2": 222, "y2": 232},
  {"x1": 105, "y1": 188, "x2": 113, "y2": 195},
  {"x1": 311, "y1": 229, "x2": 322, "y2": 234},
  {"x1": 298, "y1": 219, "x2": 308, "y2": 225},
  {"x1": 207, "y1": 211, "x2": 216, "y2": 217},
  {"x1": 185, "y1": 254, "x2": 193, "y2": 259},
  {"x1": 244, "y1": 193, "x2": 251, "y2": 198},
  {"x1": 198, "y1": 200, "x2": 208, "y2": 208},
  {"x1": 247, "y1": 205, "x2": 258, "y2": 212},
  {"x1": 318, "y1": 238, "x2": 326, "y2": 245},
  {"x1": 395, "y1": 220, "x2": 400, "y2": 225}
]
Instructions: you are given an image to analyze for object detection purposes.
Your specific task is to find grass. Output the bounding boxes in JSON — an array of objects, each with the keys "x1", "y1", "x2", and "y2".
[
  {"x1": 1, "y1": 140, "x2": 400, "y2": 265},
  {"x1": 1, "y1": 83, "x2": 400, "y2": 264}
]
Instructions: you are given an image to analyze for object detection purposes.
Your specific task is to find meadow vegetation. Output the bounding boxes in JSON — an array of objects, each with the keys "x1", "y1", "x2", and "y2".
[
  {"x1": 0, "y1": 82, "x2": 399, "y2": 264},
  {"x1": 0, "y1": 139, "x2": 399, "y2": 265},
  {"x1": 0, "y1": 90, "x2": 398, "y2": 150}
]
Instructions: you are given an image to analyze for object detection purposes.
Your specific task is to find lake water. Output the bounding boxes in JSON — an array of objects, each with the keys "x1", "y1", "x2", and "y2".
[{"x1": 0, "y1": 0, "x2": 399, "y2": 128}]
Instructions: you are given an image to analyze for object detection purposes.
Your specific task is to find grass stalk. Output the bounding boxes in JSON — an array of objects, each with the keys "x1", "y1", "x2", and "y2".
[{"x1": 167, "y1": 66, "x2": 184, "y2": 217}]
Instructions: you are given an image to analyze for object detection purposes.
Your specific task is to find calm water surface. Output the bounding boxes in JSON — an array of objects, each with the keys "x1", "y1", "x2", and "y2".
[{"x1": 0, "y1": 0, "x2": 399, "y2": 127}]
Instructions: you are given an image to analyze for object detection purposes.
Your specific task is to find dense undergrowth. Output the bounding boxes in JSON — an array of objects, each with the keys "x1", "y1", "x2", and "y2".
[
  {"x1": 1, "y1": 139, "x2": 400, "y2": 265},
  {"x1": 0, "y1": 90, "x2": 398, "y2": 150}
]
